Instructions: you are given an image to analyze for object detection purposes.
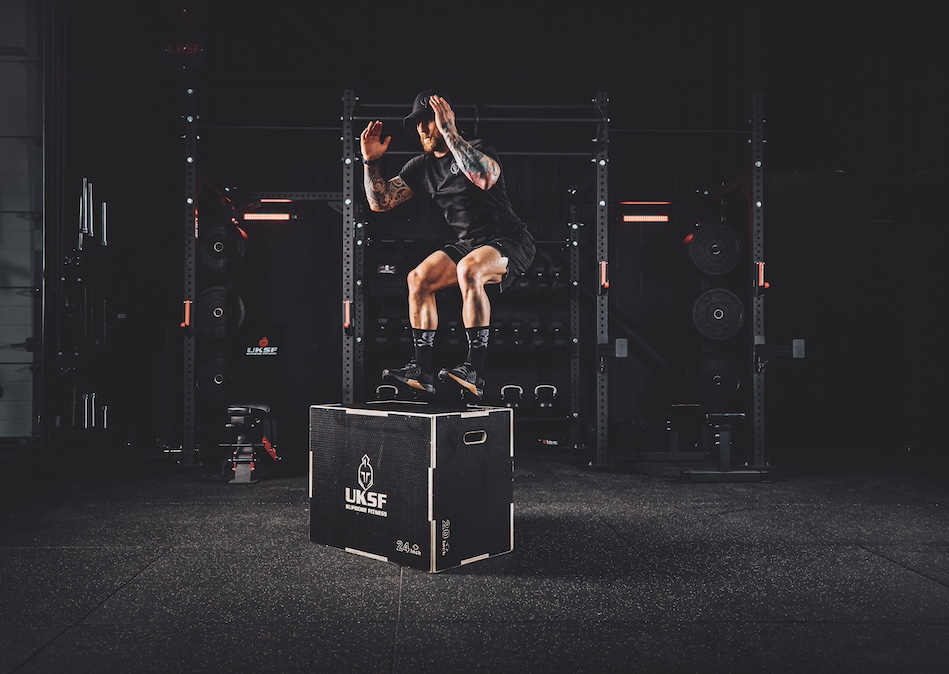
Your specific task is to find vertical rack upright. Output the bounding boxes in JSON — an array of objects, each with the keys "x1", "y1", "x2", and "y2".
[
  {"x1": 181, "y1": 87, "x2": 198, "y2": 465},
  {"x1": 593, "y1": 92, "x2": 610, "y2": 468},
  {"x1": 750, "y1": 93, "x2": 766, "y2": 467},
  {"x1": 341, "y1": 90, "x2": 360, "y2": 405}
]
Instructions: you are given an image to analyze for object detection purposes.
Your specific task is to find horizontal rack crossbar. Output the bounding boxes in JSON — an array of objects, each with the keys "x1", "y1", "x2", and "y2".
[
  {"x1": 358, "y1": 102, "x2": 598, "y2": 111},
  {"x1": 365, "y1": 150, "x2": 594, "y2": 157},
  {"x1": 201, "y1": 125, "x2": 340, "y2": 131},
  {"x1": 613, "y1": 127, "x2": 750, "y2": 135},
  {"x1": 353, "y1": 115, "x2": 601, "y2": 123},
  {"x1": 367, "y1": 238, "x2": 575, "y2": 245}
]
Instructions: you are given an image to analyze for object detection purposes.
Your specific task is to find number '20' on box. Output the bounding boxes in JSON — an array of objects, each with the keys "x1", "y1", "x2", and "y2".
[{"x1": 308, "y1": 402, "x2": 514, "y2": 573}]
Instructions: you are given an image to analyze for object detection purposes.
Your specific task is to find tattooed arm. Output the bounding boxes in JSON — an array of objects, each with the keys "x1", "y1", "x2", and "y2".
[
  {"x1": 430, "y1": 95, "x2": 501, "y2": 191},
  {"x1": 364, "y1": 166, "x2": 414, "y2": 213},
  {"x1": 360, "y1": 120, "x2": 415, "y2": 212}
]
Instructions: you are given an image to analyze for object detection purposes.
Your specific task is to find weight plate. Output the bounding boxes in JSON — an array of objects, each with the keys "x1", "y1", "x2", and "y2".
[
  {"x1": 685, "y1": 224, "x2": 741, "y2": 275},
  {"x1": 197, "y1": 223, "x2": 248, "y2": 273},
  {"x1": 195, "y1": 286, "x2": 246, "y2": 338},
  {"x1": 687, "y1": 354, "x2": 741, "y2": 405},
  {"x1": 196, "y1": 353, "x2": 228, "y2": 404},
  {"x1": 691, "y1": 288, "x2": 744, "y2": 340}
]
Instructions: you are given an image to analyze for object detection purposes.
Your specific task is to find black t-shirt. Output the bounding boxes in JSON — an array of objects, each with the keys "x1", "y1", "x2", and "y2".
[{"x1": 399, "y1": 140, "x2": 526, "y2": 243}]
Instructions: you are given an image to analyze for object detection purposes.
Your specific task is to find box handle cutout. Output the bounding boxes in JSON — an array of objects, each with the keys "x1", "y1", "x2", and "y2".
[{"x1": 464, "y1": 430, "x2": 487, "y2": 445}]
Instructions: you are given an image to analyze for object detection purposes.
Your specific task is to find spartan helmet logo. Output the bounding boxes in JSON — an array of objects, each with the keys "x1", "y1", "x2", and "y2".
[{"x1": 357, "y1": 454, "x2": 373, "y2": 491}]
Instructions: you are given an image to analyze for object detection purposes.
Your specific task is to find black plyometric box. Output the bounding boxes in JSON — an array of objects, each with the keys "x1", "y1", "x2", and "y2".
[{"x1": 309, "y1": 402, "x2": 514, "y2": 573}]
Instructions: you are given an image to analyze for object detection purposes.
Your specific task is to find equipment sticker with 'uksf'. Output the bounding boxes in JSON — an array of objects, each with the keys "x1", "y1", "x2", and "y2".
[
  {"x1": 344, "y1": 454, "x2": 388, "y2": 517},
  {"x1": 245, "y1": 336, "x2": 278, "y2": 356}
]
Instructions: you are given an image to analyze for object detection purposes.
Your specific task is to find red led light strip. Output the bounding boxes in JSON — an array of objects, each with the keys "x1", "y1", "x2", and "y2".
[
  {"x1": 244, "y1": 213, "x2": 291, "y2": 221},
  {"x1": 622, "y1": 215, "x2": 669, "y2": 222}
]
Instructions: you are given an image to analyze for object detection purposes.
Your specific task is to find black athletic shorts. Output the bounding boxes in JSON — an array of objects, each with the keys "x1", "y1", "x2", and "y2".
[{"x1": 442, "y1": 228, "x2": 536, "y2": 292}]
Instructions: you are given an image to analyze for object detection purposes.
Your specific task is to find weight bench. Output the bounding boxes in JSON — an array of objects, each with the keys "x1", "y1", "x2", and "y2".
[
  {"x1": 222, "y1": 403, "x2": 281, "y2": 484},
  {"x1": 680, "y1": 411, "x2": 768, "y2": 482}
]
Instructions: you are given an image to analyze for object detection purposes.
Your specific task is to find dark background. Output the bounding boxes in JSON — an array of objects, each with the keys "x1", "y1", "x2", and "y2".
[{"x1": 56, "y1": 2, "x2": 948, "y2": 469}]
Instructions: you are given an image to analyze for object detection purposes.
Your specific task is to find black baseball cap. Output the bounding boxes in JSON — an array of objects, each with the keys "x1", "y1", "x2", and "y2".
[{"x1": 403, "y1": 89, "x2": 451, "y2": 129}]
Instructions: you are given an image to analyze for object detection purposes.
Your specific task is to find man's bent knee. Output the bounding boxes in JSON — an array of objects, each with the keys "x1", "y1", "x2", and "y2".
[
  {"x1": 407, "y1": 267, "x2": 425, "y2": 292},
  {"x1": 458, "y1": 257, "x2": 506, "y2": 288},
  {"x1": 455, "y1": 258, "x2": 478, "y2": 287},
  {"x1": 409, "y1": 256, "x2": 458, "y2": 294}
]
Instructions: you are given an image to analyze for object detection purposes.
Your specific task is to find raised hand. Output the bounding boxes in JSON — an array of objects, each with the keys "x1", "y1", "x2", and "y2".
[
  {"x1": 429, "y1": 95, "x2": 500, "y2": 191},
  {"x1": 360, "y1": 120, "x2": 391, "y2": 162},
  {"x1": 430, "y1": 95, "x2": 456, "y2": 134}
]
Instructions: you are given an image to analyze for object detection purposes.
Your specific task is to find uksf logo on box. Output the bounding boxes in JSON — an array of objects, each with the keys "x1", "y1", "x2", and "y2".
[{"x1": 344, "y1": 455, "x2": 389, "y2": 516}]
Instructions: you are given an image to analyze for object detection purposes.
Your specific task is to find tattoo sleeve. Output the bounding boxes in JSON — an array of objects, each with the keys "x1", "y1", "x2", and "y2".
[
  {"x1": 364, "y1": 165, "x2": 414, "y2": 212},
  {"x1": 440, "y1": 121, "x2": 501, "y2": 190}
]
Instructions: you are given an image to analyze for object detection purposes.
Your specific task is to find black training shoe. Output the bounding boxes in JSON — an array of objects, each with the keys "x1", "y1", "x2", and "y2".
[
  {"x1": 382, "y1": 360, "x2": 435, "y2": 395},
  {"x1": 438, "y1": 362, "x2": 484, "y2": 399}
]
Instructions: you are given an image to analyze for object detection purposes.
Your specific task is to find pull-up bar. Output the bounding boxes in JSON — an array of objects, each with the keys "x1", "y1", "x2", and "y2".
[
  {"x1": 352, "y1": 115, "x2": 603, "y2": 124},
  {"x1": 374, "y1": 150, "x2": 594, "y2": 157},
  {"x1": 359, "y1": 102, "x2": 597, "y2": 111},
  {"x1": 354, "y1": 101, "x2": 604, "y2": 125}
]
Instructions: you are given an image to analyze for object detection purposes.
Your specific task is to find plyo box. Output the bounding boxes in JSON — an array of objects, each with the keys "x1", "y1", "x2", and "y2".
[{"x1": 308, "y1": 402, "x2": 514, "y2": 573}]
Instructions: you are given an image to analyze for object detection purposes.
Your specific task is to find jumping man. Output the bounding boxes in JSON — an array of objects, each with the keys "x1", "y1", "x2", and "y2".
[{"x1": 360, "y1": 90, "x2": 535, "y2": 399}]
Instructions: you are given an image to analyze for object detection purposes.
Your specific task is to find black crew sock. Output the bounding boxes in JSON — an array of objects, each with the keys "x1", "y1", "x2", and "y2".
[
  {"x1": 412, "y1": 328, "x2": 436, "y2": 376},
  {"x1": 465, "y1": 327, "x2": 490, "y2": 373}
]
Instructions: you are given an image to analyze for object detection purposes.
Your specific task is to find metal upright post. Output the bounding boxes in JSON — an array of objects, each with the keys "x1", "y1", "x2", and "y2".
[
  {"x1": 594, "y1": 92, "x2": 610, "y2": 468},
  {"x1": 182, "y1": 87, "x2": 198, "y2": 464},
  {"x1": 750, "y1": 93, "x2": 766, "y2": 468},
  {"x1": 568, "y1": 209, "x2": 581, "y2": 449},
  {"x1": 341, "y1": 90, "x2": 358, "y2": 405}
]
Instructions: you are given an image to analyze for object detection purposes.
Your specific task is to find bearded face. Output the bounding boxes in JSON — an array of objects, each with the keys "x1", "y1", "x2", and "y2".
[{"x1": 417, "y1": 118, "x2": 444, "y2": 154}]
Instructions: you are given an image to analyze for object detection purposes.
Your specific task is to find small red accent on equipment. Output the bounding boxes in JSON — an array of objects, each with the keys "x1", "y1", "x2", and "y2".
[
  {"x1": 756, "y1": 261, "x2": 770, "y2": 288},
  {"x1": 262, "y1": 435, "x2": 278, "y2": 461},
  {"x1": 599, "y1": 261, "x2": 609, "y2": 290}
]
